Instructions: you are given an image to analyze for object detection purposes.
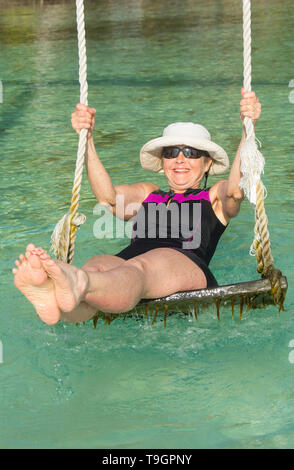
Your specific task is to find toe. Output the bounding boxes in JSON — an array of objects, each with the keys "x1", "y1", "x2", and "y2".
[
  {"x1": 31, "y1": 247, "x2": 45, "y2": 256},
  {"x1": 19, "y1": 254, "x2": 26, "y2": 263},
  {"x1": 15, "y1": 260, "x2": 21, "y2": 267},
  {"x1": 40, "y1": 251, "x2": 50, "y2": 260},
  {"x1": 28, "y1": 254, "x2": 43, "y2": 269},
  {"x1": 12, "y1": 268, "x2": 18, "y2": 275},
  {"x1": 26, "y1": 243, "x2": 36, "y2": 252}
]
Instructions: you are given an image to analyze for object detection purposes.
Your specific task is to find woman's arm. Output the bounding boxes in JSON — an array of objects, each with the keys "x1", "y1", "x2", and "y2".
[
  {"x1": 71, "y1": 104, "x2": 158, "y2": 220},
  {"x1": 211, "y1": 89, "x2": 261, "y2": 223}
]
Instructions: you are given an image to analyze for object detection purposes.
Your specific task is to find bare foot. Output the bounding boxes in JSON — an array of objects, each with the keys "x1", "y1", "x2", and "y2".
[
  {"x1": 34, "y1": 248, "x2": 89, "y2": 313},
  {"x1": 13, "y1": 246, "x2": 61, "y2": 325}
]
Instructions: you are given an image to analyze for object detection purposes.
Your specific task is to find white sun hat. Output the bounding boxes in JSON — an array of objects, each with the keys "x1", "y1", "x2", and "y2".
[{"x1": 140, "y1": 122, "x2": 229, "y2": 176}]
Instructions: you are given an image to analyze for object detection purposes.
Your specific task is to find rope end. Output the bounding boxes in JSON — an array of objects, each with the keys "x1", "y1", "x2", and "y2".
[
  {"x1": 239, "y1": 135, "x2": 265, "y2": 205},
  {"x1": 50, "y1": 212, "x2": 86, "y2": 263}
]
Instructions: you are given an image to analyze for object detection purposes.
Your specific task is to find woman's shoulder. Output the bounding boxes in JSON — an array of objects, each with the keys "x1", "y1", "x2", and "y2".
[
  {"x1": 143, "y1": 182, "x2": 160, "y2": 192},
  {"x1": 208, "y1": 181, "x2": 229, "y2": 227},
  {"x1": 208, "y1": 180, "x2": 227, "y2": 202},
  {"x1": 138, "y1": 182, "x2": 160, "y2": 199},
  {"x1": 115, "y1": 181, "x2": 159, "y2": 197}
]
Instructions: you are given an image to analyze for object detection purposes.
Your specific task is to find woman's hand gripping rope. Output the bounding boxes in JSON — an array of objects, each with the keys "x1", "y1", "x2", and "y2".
[{"x1": 71, "y1": 104, "x2": 96, "y2": 138}]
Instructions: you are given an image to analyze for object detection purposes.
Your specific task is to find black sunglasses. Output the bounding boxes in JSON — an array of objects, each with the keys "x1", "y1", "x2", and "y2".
[{"x1": 162, "y1": 146, "x2": 210, "y2": 159}]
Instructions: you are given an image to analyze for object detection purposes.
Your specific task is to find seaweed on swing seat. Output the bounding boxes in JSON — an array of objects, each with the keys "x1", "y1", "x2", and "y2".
[{"x1": 90, "y1": 276, "x2": 288, "y2": 328}]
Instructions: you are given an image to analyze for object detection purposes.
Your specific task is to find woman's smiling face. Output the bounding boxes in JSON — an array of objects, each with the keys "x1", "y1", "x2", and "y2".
[{"x1": 162, "y1": 146, "x2": 212, "y2": 192}]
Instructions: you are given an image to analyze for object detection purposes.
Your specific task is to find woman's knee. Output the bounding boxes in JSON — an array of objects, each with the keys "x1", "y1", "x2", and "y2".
[
  {"x1": 82, "y1": 257, "x2": 106, "y2": 273},
  {"x1": 125, "y1": 257, "x2": 148, "y2": 276},
  {"x1": 82, "y1": 254, "x2": 125, "y2": 273}
]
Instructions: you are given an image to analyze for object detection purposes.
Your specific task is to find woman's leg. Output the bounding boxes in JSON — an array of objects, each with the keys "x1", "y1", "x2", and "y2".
[
  {"x1": 13, "y1": 245, "x2": 126, "y2": 324},
  {"x1": 83, "y1": 248, "x2": 206, "y2": 312},
  {"x1": 61, "y1": 254, "x2": 126, "y2": 322},
  {"x1": 81, "y1": 254, "x2": 126, "y2": 273},
  {"x1": 13, "y1": 244, "x2": 206, "y2": 325}
]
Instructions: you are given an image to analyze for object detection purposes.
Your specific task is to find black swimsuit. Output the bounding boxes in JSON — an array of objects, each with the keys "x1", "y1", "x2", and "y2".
[{"x1": 115, "y1": 187, "x2": 227, "y2": 287}]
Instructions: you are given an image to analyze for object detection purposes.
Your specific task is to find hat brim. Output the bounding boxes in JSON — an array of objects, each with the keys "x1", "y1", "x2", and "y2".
[{"x1": 140, "y1": 135, "x2": 229, "y2": 176}]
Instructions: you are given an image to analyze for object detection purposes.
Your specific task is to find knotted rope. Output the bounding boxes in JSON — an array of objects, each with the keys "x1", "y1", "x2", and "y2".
[
  {"x1": 240, "y1": 0, "x2": 284, "y2": 308},
  {"x1": 50, "y1": 0, "x2": 88, "y2": 264}
]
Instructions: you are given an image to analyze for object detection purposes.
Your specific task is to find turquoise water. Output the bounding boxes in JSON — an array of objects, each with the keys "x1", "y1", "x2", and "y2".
[{"x1": 0, "y1": 0, "x2": 294, "y2": 449}]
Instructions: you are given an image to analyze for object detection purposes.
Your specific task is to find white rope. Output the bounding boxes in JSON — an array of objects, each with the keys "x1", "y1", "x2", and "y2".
[
  {"x1": 50, "y1": 0, "x2": 88, "y2": 263},
  {"x1": 239, "y1": 0, "x2": 265, "y2": 206},
  {"x1": 240, "y1": 0, "x2": 277, "y2": 280}
]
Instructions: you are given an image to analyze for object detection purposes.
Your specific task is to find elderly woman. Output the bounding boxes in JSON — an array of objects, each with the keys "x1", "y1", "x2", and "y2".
[{"x1": 13, "y1": 89, "x2": 261, "y2": 325}]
